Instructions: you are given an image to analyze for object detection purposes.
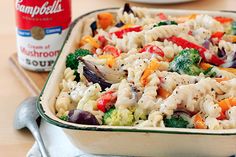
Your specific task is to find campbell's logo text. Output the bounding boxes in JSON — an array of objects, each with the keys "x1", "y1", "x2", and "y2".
[{"x1": 15, "y1": 0, "x2": 63, "y2": 17}]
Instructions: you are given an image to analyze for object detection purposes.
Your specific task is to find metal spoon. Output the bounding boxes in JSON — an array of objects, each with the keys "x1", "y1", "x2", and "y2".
[{"x1": 13, "y1": 97, "x2": 49, "y2": 157}]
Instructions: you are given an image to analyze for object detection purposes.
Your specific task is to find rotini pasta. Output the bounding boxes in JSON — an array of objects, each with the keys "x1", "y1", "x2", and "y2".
[
  {"x1": 160, "y1": 78, "x2": 221, "y2": 116},
  {"x1": 77, "y1": 83, "x2": 102, "y2": 109},
  {"x1": 144, "y1": 24, "x2": 190, "y2": 44},
  {"x1": 59, "y1": 68, "x2": 77, "y2": 92},
  {"x1": 56, "y1": 92, "x2": 75, "y2": 117},
  {"x1": 115, "y1": 79, "x2": 137, "y2": 109},
  {"x1": 138, "y1": 73, "x2": 160, "y2": 112}
]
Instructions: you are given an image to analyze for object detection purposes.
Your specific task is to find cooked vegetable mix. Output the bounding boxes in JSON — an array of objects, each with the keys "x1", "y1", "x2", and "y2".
[{"x1": 56, "y1": 4, "x2": 236, "y2": 130}]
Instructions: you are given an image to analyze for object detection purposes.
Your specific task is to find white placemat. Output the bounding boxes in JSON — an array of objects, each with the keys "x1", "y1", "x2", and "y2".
[{"x1": 27, "y1": 120, "x2": 124, "y2": 157}]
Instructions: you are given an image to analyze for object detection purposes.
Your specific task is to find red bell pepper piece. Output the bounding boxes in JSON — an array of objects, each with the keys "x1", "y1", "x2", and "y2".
[
  {"x1": 103, "y1": 45, "x2": 121, "y2": 57},
  {"x1": 156, "y1": 13, "x2": 168, "y2": 20},
  {"x1": 214, "y1": 16, "x2": 233, "y2": 24},
  {"x1": 112, "y1": 26, "x2": 142, "y2": 39},
  {"x1": 98, "y1": 35, "x2": 108, "y2": 48},
  {"x1": 139, "y1": 45, "x2": 164, "y2": 57},
  {"x1": 97, "y1": 91, "x2": 117, "y2": 112},
  {"x1": 167, "y1": 36, "x2": 225, "y2": 66},
  {"x1": 188, "y1": 31, "x2": 193, "y2": 35},
  {"x1": 210, "y1": 32, "x2": 225, "y2": 45}
]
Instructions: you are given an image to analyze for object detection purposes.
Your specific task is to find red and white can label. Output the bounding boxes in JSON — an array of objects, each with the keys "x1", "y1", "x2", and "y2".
[{"x1": 15, "y1": 0, "x2": 71, "y2": 71}]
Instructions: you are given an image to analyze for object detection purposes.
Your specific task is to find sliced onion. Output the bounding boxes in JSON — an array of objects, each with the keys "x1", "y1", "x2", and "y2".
[
  {"x1": 233, "y1": 52, "x2": 236, "y2": 61},
  {"x1": 202, "y1": 40, "x2": 210, "y2": 49},
  {"x1": 221, "y1": 60, "x2": 236, "y2": 68},
  {"x1": 217, "y1": 48, "x2": 226, "y2": 58},
  {"x1": 229, "y1": 60, "x2": 236, "y2": 68},
  {"x1": 83, "y1": 66, "x2": 112, "y2": 90}
]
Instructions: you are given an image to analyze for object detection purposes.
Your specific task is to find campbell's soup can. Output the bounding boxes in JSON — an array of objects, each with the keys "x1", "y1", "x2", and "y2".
[{"x1": 15, "y1": 0, "x2": 71, "y2": 71}]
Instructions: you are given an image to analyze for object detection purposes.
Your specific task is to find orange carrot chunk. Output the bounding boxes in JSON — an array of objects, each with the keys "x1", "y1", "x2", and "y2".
[
  {"x1": 217, "y1": 97, "x2": 236, "y2": 120},
  {"x1": 199, "y1": 62, "x2": 213, "y2": 70},
  {"x1": 97, "y1": 13, "x2": 114, "y2": 30},
  {"x1": 140, "y1": 59, "x2": 160, "y2": 86},
  {"x1": 158, "y1": 87, "x2": 170, "y2": 99},
  {"x1": 194, "y1": 114, "x2": 207, "y2": 129},
  {"x1": 215, "y1": 77, "x2": 230, "y2": 83}
]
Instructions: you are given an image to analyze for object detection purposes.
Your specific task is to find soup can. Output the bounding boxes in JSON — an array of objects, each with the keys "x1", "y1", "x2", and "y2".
[{"x1": 15, "y1": 0, "x2": 71, "y2": 71}]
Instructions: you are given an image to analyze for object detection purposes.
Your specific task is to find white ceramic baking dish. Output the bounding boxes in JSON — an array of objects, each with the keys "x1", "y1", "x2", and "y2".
[{"x1": 37, "y1": 7, "x2": 236, "y2": 157}]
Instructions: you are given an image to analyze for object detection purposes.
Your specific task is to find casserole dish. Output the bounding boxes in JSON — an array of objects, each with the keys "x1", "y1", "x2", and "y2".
[
  {"x1": 37, "y1": 7, "x2": 236, "y2": 157},
  {"x1": 128, "y1": 0, "x2": 196, "y2": 4}
]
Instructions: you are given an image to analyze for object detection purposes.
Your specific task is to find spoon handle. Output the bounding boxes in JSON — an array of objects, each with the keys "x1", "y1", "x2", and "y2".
[{"x1": 27, "y1": 122, "x2": 49, "y2": 157}]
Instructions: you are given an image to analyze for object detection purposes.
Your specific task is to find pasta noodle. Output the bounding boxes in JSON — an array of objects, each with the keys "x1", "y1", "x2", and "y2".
[
  {"x1": 115, "y1": 79, "x2": 137, "y2": 109},
  {"x1": 144, "y1": 24, "x2": 190, "y2": 44},
  {"x1": 59, "y1": 68, "x2": 77, "y2": 92},
  {"x1": 56, "y1": 92, "x2": 75, "y2": 117},
  {"x1": 186, "y1": 15, "x2": 224, "y2": 33},
  {"x1": 77, "y1": 83, "x2": 102, "y2": 109},
  {"x1": 160, "y1": 78, "x2": 221, "y2": 116},
  {"x1": 138, "y1": 73, "x2": 160, "y2": 112}
]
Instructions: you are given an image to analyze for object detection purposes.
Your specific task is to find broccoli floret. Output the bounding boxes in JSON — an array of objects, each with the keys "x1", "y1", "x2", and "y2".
[
  {"x1": 103, "y1": 108, "x2": 134, "y2": 126},
  {"x1": 179, "y1": 49, "x2": 201, "y2": 63},
  {"x1": 203, "y1": 67, "x2": 217, "y2": 77},
  {"x1": 164, "y1": 116, "x2": 189, "y2": 128},
  {"x1": 154, "y1": 20, "x2": 178, "y2": 27},
  {"x1": 66, "y1": 49, "x2": 91, "y2": 70},
  {"x1": 74, "y1": 71, "x2": 80, "y2": 82},
  {"x1": 134, "y1": 107, "x2": 148, "y2": 121},
  {"x1": 59, "y1": 115, "x2": 68, "y2": 121},
  {"x1": 170, "y1": 49, "x2": 218, "y2": 77},
  {"x1": 169, "y1": 49, "x2": 203, "y2": 76},
  {"x1": 66, "y1": 49, "x2": 90, "y2": 82},
  {"x1": 232, "y1": 21, "x2": 236, "y2": 35},
  {"x1": 66, "y1": 53, "x2": 78, "y2": 70}
]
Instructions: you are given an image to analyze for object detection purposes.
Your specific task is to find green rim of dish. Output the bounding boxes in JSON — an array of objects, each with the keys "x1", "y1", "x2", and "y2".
[{"x1": 37, "y1": 8, "x2": 236, "y2": 136}]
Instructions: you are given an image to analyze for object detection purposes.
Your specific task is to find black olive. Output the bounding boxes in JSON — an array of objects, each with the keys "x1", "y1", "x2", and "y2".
[
  {"x1": 68, "y1": 109, "x2": 99, "y2": 125},
  {"x1": 90, "y1": 21, "x2": 97, "y2": 37},
  {"x1": 115, "y1": 21, "x2": 125, "y2": 27}
]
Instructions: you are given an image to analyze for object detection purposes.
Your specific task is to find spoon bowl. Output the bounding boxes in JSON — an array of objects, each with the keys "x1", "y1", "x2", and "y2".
[
  {"x1": 14, "y1": 97, "x2": 39, "y2": 129},
  {"x1": 14, "y1": 97, "x2": 49, "y2": 157}
]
